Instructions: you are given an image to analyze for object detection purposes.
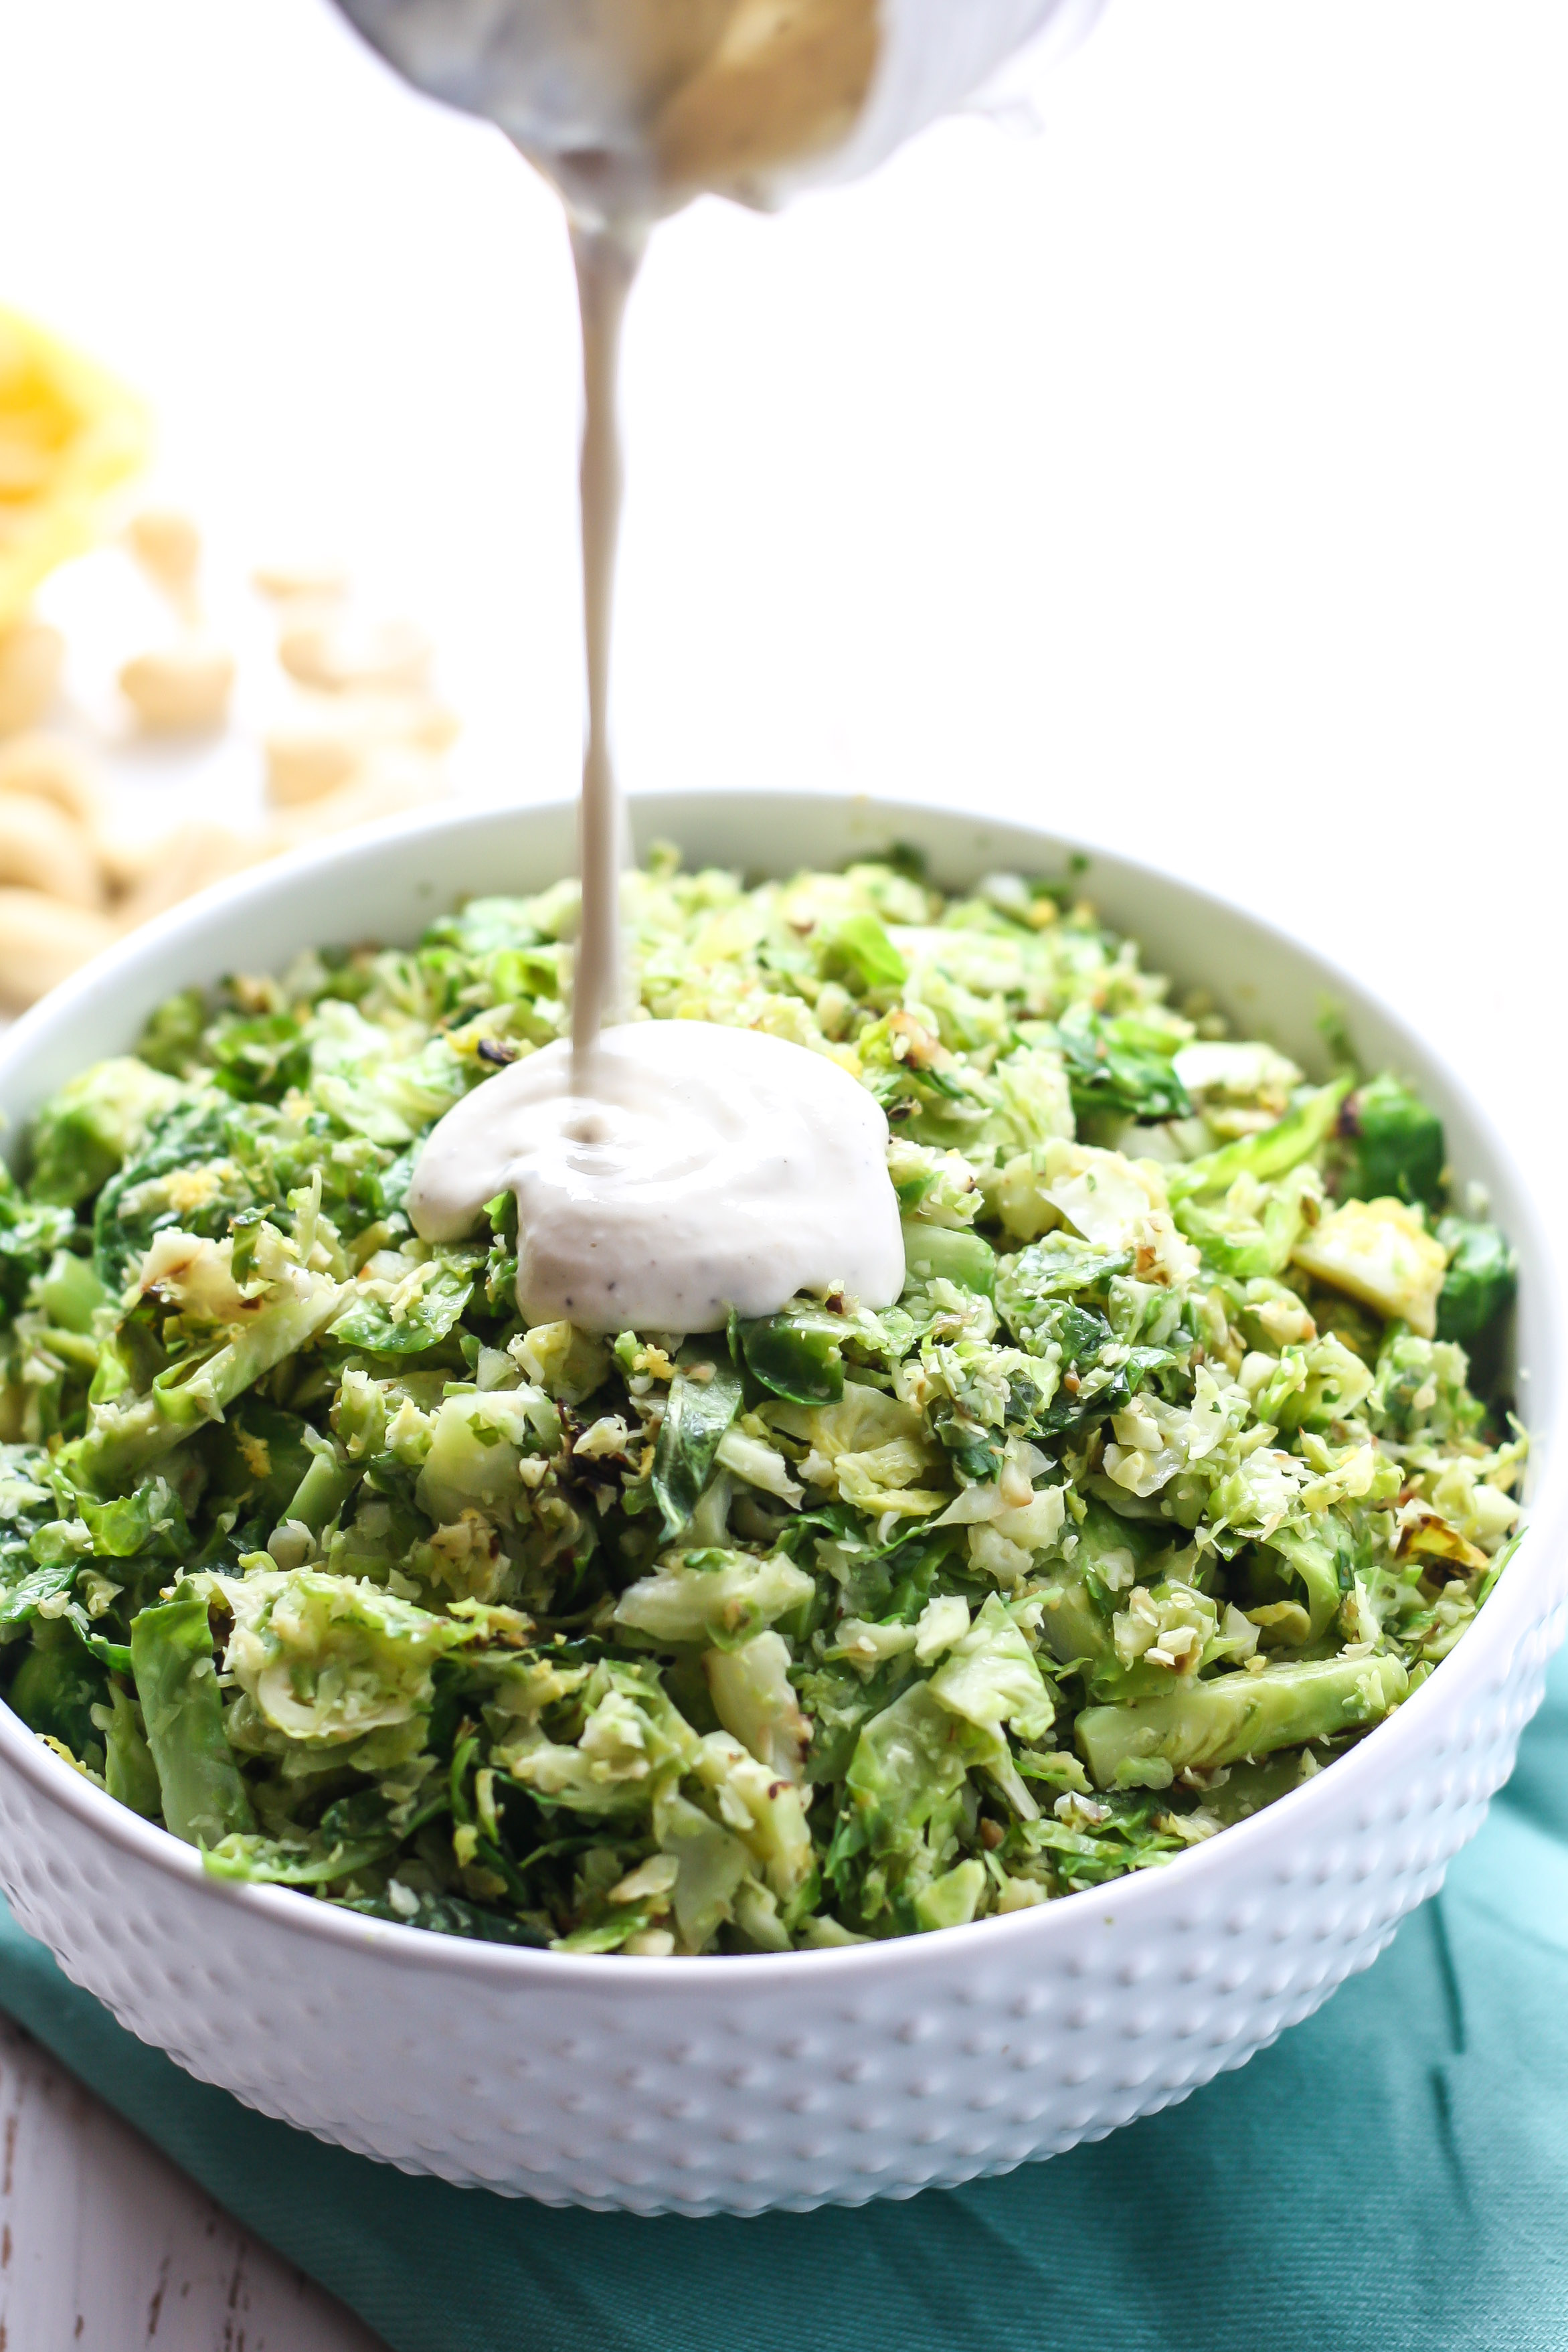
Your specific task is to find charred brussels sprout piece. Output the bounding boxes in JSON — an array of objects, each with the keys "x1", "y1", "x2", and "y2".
[
  {"x1": 284, "y1": 1431, "x2": 359, "y2": 1538},
  {"x1": 1338, "y1": 1074, "x2": 1446, "y2": 1209},
  {"x1": 898, "y1": 1220, "x2": 996, "y2": 1297},
  {"x1": 0, "y1": 1179, "x2": 76, "y2": 1315},
  {"x1": 737, "y1": 1305, "x2": 846, "y2": 1406},
  {"x1": 130, "y1": 1592, "x2": 256, "y2": 1849},
  {"x1": 66, "y1": 1244, "x2": 347, "y2": 1495},
  {"x1": 207, "y1": 1013, "x2": 311, "y2": 1103},
  {"x1": 135, "y1": 987, "x2": 208, "y2": 1078},
  {"x1": 92, "y1": 1098, "x2": 252, "y2": 1290},
  {"x1": 335, "y1": 1887, "x2": 550, "y2": 1944},
  {"x1": 1055, "y1": 1006, "x2": 1192, "y2": 1128},
  {"x1": 328, "y1": 1248, "x2": 478, "y2": 1355},
  {"x1": 8, "y1": 1620, "x2": 105, "y2": 1758},
  {"x1": 1166, "y1": 1078, "x2": 1351, "y2": 1202},
  {"x1": 0, "y1": 1560, "x2": 80, "y2": 1634},
  {"x1": 101, "y1": 1685, "x2": 161, "y2": 1817},
  {"x1": 1292, "y1": 1197, "x2": 1447, "y2": 1339},
  {"x1": 201, "y1": 1784, "x2": 442, "y2": 1886},
  {"x1": 995, "y1": 1231, "x2": 1132, "y2": 1329},
  {"x1": 77, "y1": 1474, "x2": 191, "y2": 1562},
  {"x1": 816, "y1": 912, "x2": 907, "y2": 994},
  {"x1": 38, "y1": 1249, "x2": 110, "y2": 1334},
  {"x1": 203, "y1": 1400, "x2": 317, "y2": 1539},
  {"x1": 1076, "y1": 1652, "x2": 1409, "y2": 1790},
  {"x1": 652, "y1": 1351, "x2": 742, "y2": 1539},
  {"x1": 1436, "y1": 1217, "x2": 1518, "y2": 1344},
  {"x1": 420, "y1": 896, "x2": 551, "y2": 958},
  {"x1": 29, "y1": 1057, "x2": 184, "y2": 1209},
  {"x1": 839, "y1": 1681, "x2": 976, "y2": 1860},
  {"x1": 614, "y1": 1548, "x2": 814, "y2": 1649}
]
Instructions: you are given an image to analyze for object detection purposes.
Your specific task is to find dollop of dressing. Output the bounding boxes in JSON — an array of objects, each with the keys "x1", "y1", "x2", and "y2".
[{"x1": 408, "y1": 1020, "x2": 905, "y2": 1333}]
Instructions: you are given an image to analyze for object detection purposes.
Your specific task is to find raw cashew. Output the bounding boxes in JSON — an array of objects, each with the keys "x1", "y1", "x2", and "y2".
[
  {"x1": 0, "y1": 888, "x2": 115, "y2": 1007},
  {"x1": 112, "y1": 823, "x2": 262, "y2": 928},
  {"x1": 252, "y1": 559, "x2": 349, "y2": 603},
  {"x1": 268, "y1": 748, "x2": 448, "y2": 847},
  {"x1": 0, "y1": 619, "x2": 64, "y2": 737},
  {"x1": 91, "y1": 816, "x2": 169, "y2": 892},
  {"x1": 0, "y1": 733, "x2": 105, "y2": 829},
  {"x1": 118, "y1": 641, "x2": 235, "y2": 732},
  {"x1": 264, "y1": 691, "x2": 459, "y2": 806},
  {"x1": 351, "y1": 691, "x2": 458, "y2": 754},
  {"x1": 264, "y1": 728, "x2": 358, "y2": 807},
  {"x1": 0, "y1": 792, "x2": 104, "y2": 908},
  {"x1": 278, "y1": 615, "x2": 430, "y2": 694},
  {"x1": 126, "y1": 509, "x2": 201, "y2": 602}
]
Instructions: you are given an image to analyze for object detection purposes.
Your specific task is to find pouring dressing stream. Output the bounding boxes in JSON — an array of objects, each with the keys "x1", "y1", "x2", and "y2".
[
  {"x1": 337, "y1": 0, "x2": 1091, "y2": 1331},
  {"x1": 568, "y1": 217, "x2": 639, "y2": 1080}
]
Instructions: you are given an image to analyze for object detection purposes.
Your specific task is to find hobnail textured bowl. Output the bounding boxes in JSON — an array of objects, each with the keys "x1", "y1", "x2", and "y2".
[{"x1": 0, "y1": 793, "x2": 1559, "y2": 2217}]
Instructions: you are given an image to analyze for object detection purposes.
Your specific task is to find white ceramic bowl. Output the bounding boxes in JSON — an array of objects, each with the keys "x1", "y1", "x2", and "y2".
[{"x1": 0, "y1": 793, "x2": 1560, "y2": 2218}]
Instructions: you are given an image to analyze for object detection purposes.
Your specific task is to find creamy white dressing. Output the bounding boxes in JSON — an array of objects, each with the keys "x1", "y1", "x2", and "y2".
[{"x1": 407, "y1": 1019, "x2": 904, "y2": 1333}]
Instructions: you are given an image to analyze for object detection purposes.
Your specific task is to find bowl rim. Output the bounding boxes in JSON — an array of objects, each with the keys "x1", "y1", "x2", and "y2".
[{"x1": 1, "y1": 788, "x2": 1561, "y2": 1989}]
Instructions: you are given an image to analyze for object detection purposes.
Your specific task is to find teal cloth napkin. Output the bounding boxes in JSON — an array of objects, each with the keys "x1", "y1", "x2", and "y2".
[{"x1": 3, "y1": 1658, "x2": 1568, "y2": 2352}]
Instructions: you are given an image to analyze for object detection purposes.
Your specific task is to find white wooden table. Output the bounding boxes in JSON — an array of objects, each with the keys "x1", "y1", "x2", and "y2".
[{"x1": 0, "y1": 2019, "x2": 384, "y2": 2351}]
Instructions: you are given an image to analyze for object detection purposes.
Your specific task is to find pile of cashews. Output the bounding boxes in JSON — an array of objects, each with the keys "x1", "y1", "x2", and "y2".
[{"x1": 0, "y1": 510, "x2": 456, "y2": 1013}]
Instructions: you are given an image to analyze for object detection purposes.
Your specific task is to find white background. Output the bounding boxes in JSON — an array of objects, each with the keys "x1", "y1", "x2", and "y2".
[{"x1": 0, "y1": 1, "x2": 1563, "y2": 2342}]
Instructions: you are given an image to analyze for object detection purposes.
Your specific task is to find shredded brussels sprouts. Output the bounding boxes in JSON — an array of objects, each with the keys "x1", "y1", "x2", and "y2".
[{"x1": 0, "y1": 847, "x2": 1524, "y2": 1952}]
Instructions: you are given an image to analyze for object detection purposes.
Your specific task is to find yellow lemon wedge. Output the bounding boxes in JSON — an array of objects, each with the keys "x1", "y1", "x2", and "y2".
[{"x1": 0, "y1": 307, "x2": 150, "y2": 631}]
